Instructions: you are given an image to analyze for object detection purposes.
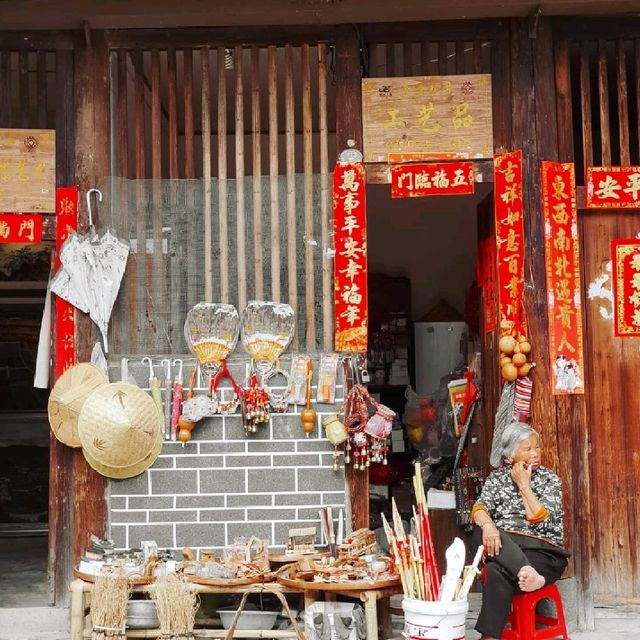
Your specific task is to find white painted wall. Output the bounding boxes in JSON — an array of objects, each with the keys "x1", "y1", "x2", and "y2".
[{"x1": 366, "y1": 183, "x2": 492, "y2": 321}]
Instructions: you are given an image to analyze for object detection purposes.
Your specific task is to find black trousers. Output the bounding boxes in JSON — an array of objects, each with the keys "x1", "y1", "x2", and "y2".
[{"x1": 472, "y1": 527, "x2": 569, "y2": 638}]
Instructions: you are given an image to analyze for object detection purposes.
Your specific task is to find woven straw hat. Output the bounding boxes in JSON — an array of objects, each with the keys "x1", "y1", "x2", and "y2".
[
  {"x1": 78, "y1": 382, "x2": 163, "y2": 479},
  {"x1": 48, "y1": 363, "x2": 108, "y2": 448}
]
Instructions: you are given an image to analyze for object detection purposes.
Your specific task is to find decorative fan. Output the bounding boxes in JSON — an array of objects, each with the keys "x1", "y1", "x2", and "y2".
[
  {"x1": 184, "y1": 303, "x2": 240, "y2": 372},
  {"x1": 241, "y1": 301, "x2": 295, "y2": 373}
]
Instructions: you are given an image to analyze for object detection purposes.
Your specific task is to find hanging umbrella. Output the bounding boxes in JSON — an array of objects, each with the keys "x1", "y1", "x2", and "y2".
[
  {"x1": 143, "y1": 357, "x2": 164, "y2": 422},
  {"x1": 50, "y1": 188, "x2": 129, "y2": 352}
]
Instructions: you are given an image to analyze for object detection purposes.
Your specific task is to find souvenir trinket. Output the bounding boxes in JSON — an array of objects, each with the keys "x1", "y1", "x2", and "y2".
[
  {"x1": 300, "y1": 360, "x2": 317, "y2": 438},
  {"x1": 241, "y1": 374, "x2": 270, "y2": 433},
  {"x1": 211, "y1": 360, "x2": 242, "y2": 415},
  {"x1": 289, "y1": 354, "x2": 311, "y2": 405},
  {"x1": 316, "y1": 353, "x2": 340, "y2": 404},
  {"x1": 262, "y1": 366, "x2": 291, "y2": 413},
  {"x1": 322, "y1": 415, "x2": 348, "y2": 471}
]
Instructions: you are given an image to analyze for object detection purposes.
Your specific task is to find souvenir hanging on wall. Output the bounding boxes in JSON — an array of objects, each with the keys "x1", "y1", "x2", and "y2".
[
  {"x1": 333, "y1": 151, "x2": 368, "y2": 353},
  {"x1": 541, "y1": 161, "x2": 585, "y2": 394},
  {"x1": 612, "y1": 239, "x2": 640, "y2": 337},
  {"x1": 494, "y1": 151, "x2": 534, "y2": 382}
]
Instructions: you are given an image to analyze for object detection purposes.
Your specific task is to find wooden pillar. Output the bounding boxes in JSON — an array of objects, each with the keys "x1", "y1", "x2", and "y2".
[{"x1": 71, "y1": 29, "x2": 110, "y2": 565}]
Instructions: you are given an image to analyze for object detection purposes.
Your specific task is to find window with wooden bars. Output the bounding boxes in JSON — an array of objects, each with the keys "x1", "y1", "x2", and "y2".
[{"x1": 106, "y1": 43, "x2": 336, "y2": 355}]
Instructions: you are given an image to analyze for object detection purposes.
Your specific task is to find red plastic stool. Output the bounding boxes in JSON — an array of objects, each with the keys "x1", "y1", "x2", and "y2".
[{"x1": 501, "y1": 582, "x2": 569, "y2": 639}]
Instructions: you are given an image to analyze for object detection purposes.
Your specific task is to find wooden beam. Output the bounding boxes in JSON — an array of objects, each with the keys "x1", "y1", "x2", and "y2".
[{"x1": 72, "y1": 29, "x2": 109, "y2": 570}]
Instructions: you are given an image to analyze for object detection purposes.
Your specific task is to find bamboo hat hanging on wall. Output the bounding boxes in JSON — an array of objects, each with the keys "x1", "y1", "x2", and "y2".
[
  {"x1": 77, "y1": 382, "x2": 164, "y2": 479},
  {"x1": 47, "y1": 362, "x2": 108, "y2": 447}
]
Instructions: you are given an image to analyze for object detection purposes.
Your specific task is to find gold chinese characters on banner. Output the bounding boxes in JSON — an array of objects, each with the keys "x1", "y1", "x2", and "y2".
[
  {"x1": 0, "y1": 129, "x2": 56, "y2": 213},
  {"x1": 362, "y1": 74, "x2": 493, "y2": 163},
  {"x1": 541, "y1": 162, "x2": 585, "y2": 395}
]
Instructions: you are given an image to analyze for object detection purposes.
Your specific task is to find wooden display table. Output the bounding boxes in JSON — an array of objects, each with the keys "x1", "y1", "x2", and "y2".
[{"x1": 69, "y1": 577, "x2": 403, "y2": 640}]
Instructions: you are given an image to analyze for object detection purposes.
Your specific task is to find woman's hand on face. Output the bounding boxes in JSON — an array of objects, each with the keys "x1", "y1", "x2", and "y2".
[
  {"x1": 511, "y1": 461, "x2": 532, "y2": 489},
  {"x1": 482, "y1": 523, "x2": 501, "y2": 557}
]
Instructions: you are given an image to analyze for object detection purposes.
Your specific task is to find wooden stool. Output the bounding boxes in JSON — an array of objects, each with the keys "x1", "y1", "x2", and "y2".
[{"x1": 501, "y1": 582, "x2": 569, "y2": 640}]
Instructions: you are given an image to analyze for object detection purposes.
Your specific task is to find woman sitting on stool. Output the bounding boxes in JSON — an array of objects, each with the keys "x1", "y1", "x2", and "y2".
[{"x1": 471, "y1": 422, "x2": 570, "y2": 640}]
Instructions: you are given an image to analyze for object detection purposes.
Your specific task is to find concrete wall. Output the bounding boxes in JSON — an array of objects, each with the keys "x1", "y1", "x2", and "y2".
[{"x1": 107, "y1": 356, "x2": 346, "y2": 554}]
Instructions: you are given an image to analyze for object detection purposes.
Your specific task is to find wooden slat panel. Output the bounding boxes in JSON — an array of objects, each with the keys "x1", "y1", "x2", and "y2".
[
  {"x1": 580, "y1": 42, "x2": 594, "y2": 169},
  {"x1": 402, "y1": 42, "x2": 412, "y2": 76},
  {"x1": 438, "y1": 41, "x2": 447, "y2": 75},
  {"x1": 284, "y1": 44, "x2": 298, "y2": 347},
  {"x1": 616, "y1": 40, "x2": 630, "y2": 165},
  {"x1": 19, "y1": 50, "x2": 28, "y2": 127},
  {"x1": 36, "y1": 50, "x2": 47, "y2": 128},
  {"x1": 267, "y1": 45, "x2": 280, "y2": 301},
  {"x1": 420, "y1": 42, "x2": 430, "y2": 75},
  {"x1": 386, "y1": 42, "x2": 395, "y2": 77},
  {"x1": 167, "y1": 48, "x2": 178, "y2": 179},
  {"x1": 167, "y1": 48, "x2": 179, "y2": 349},
  {"x1": 235, "y1": 45, "x2": 247, "y2": 311},
  {"x1": 554, "y1": 38, "x2": 574, "y2": 163},
  {"x1": 251, "y1": 46, "x2": 264, "y2": 300},
  {"x1": 0, "y1": 52, "x2": 10, "y2": 126},
  {"x1": 184, "y1": 49, "x2": 195, "y2": 180},
  {"x1": 598, "y1": 40, "x2": 612, "y2": 165},
  {"x1": 456, "y1": 40, "x2": 465, "y2": 74},
  {"x1": 473, "y1": 40, "x2": 482, "y2": 74},
  {"x1": 203, "y1": 47, "x2": 214, "y2": 302},
  {"x1": 301, "y1": 44, "x2": 314, "y2": 350},
  {"x1": 217, "y1": 46, "x2": 229, "y2": 303},
  {"x1": 636, "y1": 39, "x2": 640, "y2": 162},
  {"x1": 318, "y1": 43, "x2": 332, "y2": 352},
  {"x1": 134, "y1": 49, "x2": 146, "y2": 351}
]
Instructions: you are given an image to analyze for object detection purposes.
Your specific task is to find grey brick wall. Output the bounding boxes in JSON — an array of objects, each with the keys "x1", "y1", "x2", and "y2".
[{"x1": 108, "y1": 355, "x2": 346, "y2": 554}]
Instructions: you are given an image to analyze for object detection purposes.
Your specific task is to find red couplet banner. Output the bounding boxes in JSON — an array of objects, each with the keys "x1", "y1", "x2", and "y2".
[
  {"x1": 541, "y1": 162, "x2": 585, "y2": 395},
  {"x1": 612, "y1": 239, "x2": 640, "y2": 337},
  {"x1": 333, "y1": 161, "x2": 368, "y2": 353},
  {"x1": 390, "y1": 161, "x2": 474, "y2": 198},
  {"x1": 0, "y1": 213, "x2": 43, "y2": 243},
  {"x1": 54, "y1": 187, "x2": 78, "y2": 378},
  {"x1": 586, "y1": 166, "x2": 640, "y2": 208},
  {"x1": 494, "y1": 150, "x2": 526, "y2": 334}
]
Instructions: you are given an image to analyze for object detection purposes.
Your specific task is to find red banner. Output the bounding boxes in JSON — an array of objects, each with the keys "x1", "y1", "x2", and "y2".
[
  {"x1": 612, "y1": 240, "x2": 640, "y2": 337},
  {"x1": 586, "y1": 166, "x2": 640, "y2": 208},
  {"x1": 333, "y1": 161, "x2": 368, "y2": 353},
  {"x1": 478, "y1": 237, "x2": 497, "y2": 334},
  {"x1": 494, "y1": 151, "x2": 526, "y2": 335},
  {"x1": 541, "y1": 162, "x2": 585, "y2": 395},
  {"x1": 54, "y1": 187, "x2": 78, "y2": 379},
  {"x1": 390, "y1": 162, "x2": 474, "y2": 198},
  {"x1": 0, "y1": 213, "x2": 43, "y2": 243}
]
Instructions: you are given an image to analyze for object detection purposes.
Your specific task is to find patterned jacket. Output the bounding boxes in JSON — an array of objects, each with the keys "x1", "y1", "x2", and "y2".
[{"x1": 471, "y1": 465, "x2": 564, "y2": 546}]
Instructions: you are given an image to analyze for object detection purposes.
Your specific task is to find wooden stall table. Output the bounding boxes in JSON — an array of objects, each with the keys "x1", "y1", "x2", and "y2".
[
  {"x1": 70, "y1": 574, "x2": 402, "y2": 640},
  {"x1": 277, "y1": 575, "x2": 403, "y2": 640}
]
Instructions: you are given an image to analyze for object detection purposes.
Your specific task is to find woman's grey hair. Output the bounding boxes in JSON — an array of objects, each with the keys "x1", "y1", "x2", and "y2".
[{"x1": 500, "y1": 422, "x2": 539, "y2": 461}]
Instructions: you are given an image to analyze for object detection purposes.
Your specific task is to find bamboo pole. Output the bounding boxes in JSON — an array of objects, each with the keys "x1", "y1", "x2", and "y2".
[
  {"x1": 134, "y1": 49, "x2": 146, "y2": 352},
  {"x1": 251, "y1": 45, "x2": 264, "y2": 299},
  {"x1": 318, "y1": 44, "x2": 332, "y2": 352},
  {"x1": 217, "y1": 46, "x2": 229, "y2": 303},
  {"x1": 302, "y1": 44, "x2": 315, "y2": 351},
  {"x1": 184, "y1": 49, "x2": 197, "y2": 310},
  {"x1": 235, "y1": 45, "x2": 247, "y2": 310},
  {"x1": 202, "y1": 47, "x2": 213, "y2": 303},
  {"x1": 267, "y1": 46, "x2": 280, "y2": 302},
  {"x1": 285, "y1": 45, "x2": 297, "y2": 346}
]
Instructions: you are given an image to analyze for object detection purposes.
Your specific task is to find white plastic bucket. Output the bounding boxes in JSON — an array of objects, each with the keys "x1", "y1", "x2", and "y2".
[{"x1": 402, "y1": 597, "x2": 468, "y2": 640}]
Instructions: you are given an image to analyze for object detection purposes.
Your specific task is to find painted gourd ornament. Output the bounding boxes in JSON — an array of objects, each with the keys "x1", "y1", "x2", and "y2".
[{"x1": 300, "y1": 360, "x2": 316, "y2": 437}]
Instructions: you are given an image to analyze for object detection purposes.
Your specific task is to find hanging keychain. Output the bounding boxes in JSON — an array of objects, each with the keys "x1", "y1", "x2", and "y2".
[
  {"x1": 242, "y1": 369, "x2": 270, "y2": 433},
  {"x1": 211, "y1": 359, "x2": 242, "y2": 415}
]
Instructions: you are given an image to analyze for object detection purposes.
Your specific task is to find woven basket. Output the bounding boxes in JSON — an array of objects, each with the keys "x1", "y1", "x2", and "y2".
[
  {"x1": 78, "y1": 382, "x2": 163, "y2": 478},
  {"x1": 48, "y1": 363, "x2": 108, "y2": 448}
]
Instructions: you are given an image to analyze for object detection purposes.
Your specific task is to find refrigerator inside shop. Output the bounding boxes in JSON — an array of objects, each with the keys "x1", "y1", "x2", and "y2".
[{"x1": 414, "y1": 321, "x2": 468, "y2": 396}]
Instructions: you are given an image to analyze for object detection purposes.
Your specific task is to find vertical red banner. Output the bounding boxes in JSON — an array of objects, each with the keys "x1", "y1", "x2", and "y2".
[
  {"x1": 612, "y1": 240, "x2": 640, "y2": 337},
  {"x1": 478, "y1": 237, "x2": 497, "y2": 334},
  {"x1": 54, "y1": 187, "x2": 78, "y2": 379},
  {"x1": 494, "y1": 151, "x2": 526, "y2": 335},
  {"x1": 541, "y1": 162, "x2": 585, "y2": 394},
  {"x1": 333, "y1": 161, "x2": 368, "y2": 353}
]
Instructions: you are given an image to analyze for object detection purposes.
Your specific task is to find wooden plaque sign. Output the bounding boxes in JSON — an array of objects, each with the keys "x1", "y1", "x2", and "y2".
[
  {"x1": 0, "y1": 128, "x2": 56, "y2": 213},
  {"x1": 362, "y1": 74, "x2": 493, "y2": 163}
]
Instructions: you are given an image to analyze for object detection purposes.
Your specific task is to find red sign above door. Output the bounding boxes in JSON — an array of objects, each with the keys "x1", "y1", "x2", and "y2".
[{"x1": 390, "y1": 162, "x2": 475, "y2": 198}]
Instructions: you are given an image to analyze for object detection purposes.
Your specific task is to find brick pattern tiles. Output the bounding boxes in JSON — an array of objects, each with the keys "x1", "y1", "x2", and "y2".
[{"x1": 108, "y1": 357, "x2": 346, "y2": 554}]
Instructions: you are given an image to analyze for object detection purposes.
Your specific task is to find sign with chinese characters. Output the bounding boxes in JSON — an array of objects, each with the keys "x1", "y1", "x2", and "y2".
[
  {"x1": 586, "y1": 166, "x2": 640, "y2": 208},
  {"x1": 333, "y1": 161, "x2": 368, "y2": 353},
  {"x1": 390, "y1": 162, "x2": 474, "y2": 198},
  {"x1": 541, "y1": 162, "x2": 585, "y2": 395},
  {"x1": 612, "y1": 240, "x2": 640, "y2": 337},
  {"x1": 0, "y1": 213, "x2": 43, "y2": 243},
  {"x1": 362, "y1": 74, "x2": 493, "y2": 163},
  {"x1": 477, "y1": 236, "x2": 497, "y2": 334},
  {"x1": 55, "y1": 187, "x2": 78, "y2": 378},
  {"x1": 494, "y1": 151, "x2": 526, "y2": 333},
  {"x1": 0, "y1": 128, "x2": 56, "y2": 213}
]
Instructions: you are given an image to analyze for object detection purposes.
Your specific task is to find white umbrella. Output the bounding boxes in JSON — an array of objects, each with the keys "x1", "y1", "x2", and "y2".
[{"x1": 50, "y1": 189, "x2": 129, "y2": 352}]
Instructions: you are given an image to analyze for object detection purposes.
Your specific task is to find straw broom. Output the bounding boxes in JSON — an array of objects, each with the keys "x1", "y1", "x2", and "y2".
[
  {"x1": 90, "y1": 575, "x2": 130, "y2": 639},
  {"x1": 154, "y1": 573, "x2": 199, "y2": 638}
]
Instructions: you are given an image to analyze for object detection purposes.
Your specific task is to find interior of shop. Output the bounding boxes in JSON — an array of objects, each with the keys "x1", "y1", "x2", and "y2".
[{"x1": 366, "y1": 182, "x2": 493, "y2": 564}]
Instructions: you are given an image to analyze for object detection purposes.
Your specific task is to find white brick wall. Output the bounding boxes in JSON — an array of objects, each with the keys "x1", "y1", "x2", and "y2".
[{"x1": 107, "y1": 356, "x2": 347, "y2": 554}]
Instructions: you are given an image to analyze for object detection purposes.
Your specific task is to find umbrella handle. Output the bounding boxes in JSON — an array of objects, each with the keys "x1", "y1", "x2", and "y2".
[
  {"x1": 142, "y1": 356, "x2": 154, "y2": 380},
  {"x1": 86, "y1": 188, "x2": 102, "y2": 229}
]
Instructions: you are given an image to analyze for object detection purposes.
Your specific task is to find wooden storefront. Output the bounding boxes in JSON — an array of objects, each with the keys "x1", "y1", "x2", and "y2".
[{"x1": 1, "y1": 3, "x2": 639, "y2": 628}]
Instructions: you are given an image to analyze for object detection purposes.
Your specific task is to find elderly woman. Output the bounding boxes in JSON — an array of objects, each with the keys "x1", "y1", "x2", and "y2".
[{"x1": 471, "y1": 422, "x2": 570, "y2": 640}]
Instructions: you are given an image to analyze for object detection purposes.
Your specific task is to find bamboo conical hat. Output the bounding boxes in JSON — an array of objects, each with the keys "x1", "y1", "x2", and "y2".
[
  {"x1": 47, "y1": 363, "x2": 108, "y2": 448},
  {"x1": 78, "y1": 382, "x2": 163, "y2": 479}
]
